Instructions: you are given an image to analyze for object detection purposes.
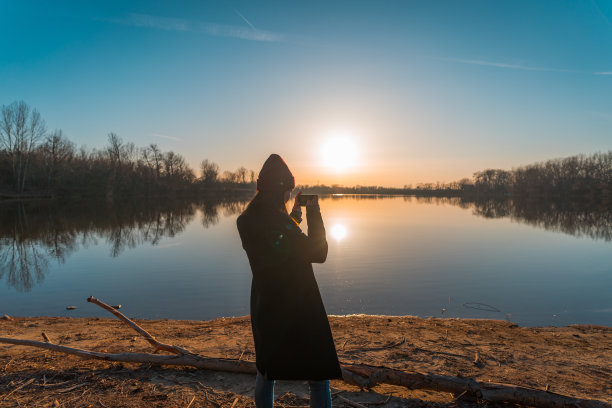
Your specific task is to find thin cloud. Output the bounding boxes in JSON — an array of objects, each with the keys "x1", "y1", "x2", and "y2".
[
  {"x1": 436, "y1": 56, "x2": 612, "y2": 76},
  {"x1": 436, "y1": 57, "x2": 575, "y2": 73},
  {"x1": 203, "y1": 23, "x2": 282, "y2": 42},
  {"x1": 151, "y1": 132, "x2": 183, "y2": 142},
  {"x1": 102, "y1": 13, "x2": 283, "y2": 42}
]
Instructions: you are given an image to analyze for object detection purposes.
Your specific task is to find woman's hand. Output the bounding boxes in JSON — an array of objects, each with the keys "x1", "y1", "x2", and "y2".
[
  {"x1": 290, "y1": 191, "x2": 304, "y2": 224},
  {"x1": 305, "y1": 195, "x2": 319, "y2": 209},
  {"x1": 292, "y1": 191, "x2": 303, "y2": 214}
]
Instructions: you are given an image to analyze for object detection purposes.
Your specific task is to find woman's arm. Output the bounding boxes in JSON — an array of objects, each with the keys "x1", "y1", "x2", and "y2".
[
  {"x1": 303, "y1": 204, "x2": 328, "y2": 263},
  {"x1": 286, "y1": 196, "x2": 327, "y2": 264}
]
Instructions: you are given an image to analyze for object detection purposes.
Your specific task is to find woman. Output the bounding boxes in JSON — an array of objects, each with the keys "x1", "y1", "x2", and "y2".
[{"x1": 237, "y1": 154, "x2": 342, "y2": 408}]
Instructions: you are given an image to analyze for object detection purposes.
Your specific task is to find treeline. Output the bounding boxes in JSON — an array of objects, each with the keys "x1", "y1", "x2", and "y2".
[
  {"x1": 3, "y1": 101, "x2": 610, "y2": 202},
  {"x1": 0, "y1": 101, "x2": 256, "y2": 199},
  {"x1": 299, "y1": 151, "x2": 612, "y2": 202},
  {"x1": 470, "y1": 152, "x2": 612, "y2": 200}
]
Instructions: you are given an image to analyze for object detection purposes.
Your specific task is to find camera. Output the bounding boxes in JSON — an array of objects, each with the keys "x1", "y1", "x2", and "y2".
[{"x1": 297, "y1": 194, "x2": 317, "y2": 206}]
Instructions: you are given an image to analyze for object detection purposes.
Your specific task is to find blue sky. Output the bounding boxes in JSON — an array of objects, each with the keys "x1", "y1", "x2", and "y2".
[{"x1": 1, "y1": 0, "x2": 611, "y2": 185}]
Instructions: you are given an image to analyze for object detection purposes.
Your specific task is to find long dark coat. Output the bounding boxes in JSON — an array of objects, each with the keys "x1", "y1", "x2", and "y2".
[{"x1": 236, "y1": 205, "x2": 342, "y2": 381}]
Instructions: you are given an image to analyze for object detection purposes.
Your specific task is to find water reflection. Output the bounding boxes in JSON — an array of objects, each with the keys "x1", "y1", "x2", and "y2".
[
  {"x1": 465, "y1": 198, "x2": 612, "y2": 241},
  {"x1": 333, "y1": 195, "x2": 612, "y2": 241},
  {"x1": 330, "y1": 224, "x2": 348, "y2": 241},
  {"x1": 0, "y1": 196, "x2": 249, "y2": 291},
  {"x1": 328, "y1": 194, "x2": 612, "y2": 241},
  {"x1": 1, "y1": 194, "x2": 610, "y2": 294},
  {"x1": 0, "y1": 239, "x2": 48, "y2": 292}
]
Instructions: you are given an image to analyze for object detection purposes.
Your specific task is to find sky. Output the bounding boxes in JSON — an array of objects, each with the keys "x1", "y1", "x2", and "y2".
[{"x1": 1, "y1": 0, "x2": 611, "y2": 186}]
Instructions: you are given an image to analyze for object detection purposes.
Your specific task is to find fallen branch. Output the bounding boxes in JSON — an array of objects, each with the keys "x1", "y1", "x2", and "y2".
[
  {"x1": 339, "y1": 364, "x2": 611, "y2": 408},
  {"x1": 86, "y1": 296, "x2": 191, "y2": 356},
  {"x1": 2, "y1": 337, "x2": 607, "y2": 408},
  {"x1": 0, "y1": 297, "x2": 609, "y2": 408},
  {"x1": 0, "y1": 337, "x2": 257, "y2": 375}
]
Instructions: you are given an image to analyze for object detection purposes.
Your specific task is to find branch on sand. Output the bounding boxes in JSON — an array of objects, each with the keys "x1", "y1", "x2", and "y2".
[{"x1": 0, "y1": 297, "x2": 609, "y2": 408}]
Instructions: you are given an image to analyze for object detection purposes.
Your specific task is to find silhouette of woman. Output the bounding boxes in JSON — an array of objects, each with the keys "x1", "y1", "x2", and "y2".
[{"x1": 237, "y1": 154, "x2": 342, "y2": 408}]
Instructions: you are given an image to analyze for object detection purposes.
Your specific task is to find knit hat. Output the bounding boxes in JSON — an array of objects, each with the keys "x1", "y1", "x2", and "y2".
[{"x1": 256, "y1": 154, "x2": 295, "y2": 192}]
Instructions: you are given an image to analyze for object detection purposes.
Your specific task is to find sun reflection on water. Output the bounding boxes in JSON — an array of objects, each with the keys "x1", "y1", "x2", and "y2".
[{"x1": 330, "y1": 223, "x2": 347, "y2": 241}]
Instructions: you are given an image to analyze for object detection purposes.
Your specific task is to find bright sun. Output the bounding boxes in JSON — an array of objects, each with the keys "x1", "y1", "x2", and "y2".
[{"x1": 320, "y1": 133, "x2": 358, "y2": 172}]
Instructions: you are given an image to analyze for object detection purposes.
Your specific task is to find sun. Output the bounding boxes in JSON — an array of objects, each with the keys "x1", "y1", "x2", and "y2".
[{"x1": 320, "y1": 133, "x2": 358, "y2": 172}]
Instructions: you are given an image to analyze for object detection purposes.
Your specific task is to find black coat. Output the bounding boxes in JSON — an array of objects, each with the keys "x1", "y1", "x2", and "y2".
[{"x1": 236, "y1": 205, "x2": 342, "y2": 381}]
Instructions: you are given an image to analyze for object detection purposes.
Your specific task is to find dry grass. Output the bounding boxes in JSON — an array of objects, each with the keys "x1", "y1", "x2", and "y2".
[{"x1": 1, "y1": 315, "x2": 610, "y2": 407}]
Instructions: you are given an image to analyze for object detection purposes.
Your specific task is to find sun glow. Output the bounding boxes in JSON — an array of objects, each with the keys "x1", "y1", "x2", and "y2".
[
  {"x1": 330, "y1": 223, "x2": 347, "y2": 241},
  {"x1": 320, "y1": 133, "x2": 358, "y2": 172}
]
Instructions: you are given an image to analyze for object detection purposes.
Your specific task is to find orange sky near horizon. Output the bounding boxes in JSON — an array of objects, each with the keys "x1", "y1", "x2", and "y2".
[{"x1": 222, "y1": 142, "x2": 530, "y2": 188}]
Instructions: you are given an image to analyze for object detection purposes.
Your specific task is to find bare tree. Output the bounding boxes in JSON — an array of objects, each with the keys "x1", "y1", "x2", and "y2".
[
  {"x1": 222, "y1": 170, "x2": 237, "y2": 183},
  {"x1": 163, "y1": 151, "x2": 193, "y2": 182},
  {"x1": 142, "y1": 144, "x2": 164, "y2": 181},
  {"x1": 41, "y1": 129, "x2": 75, "y2": 188},
  {"x1": 0, "y1": 101, "x2": 47, "y2": 192},
  {"x1": 106, "y1": 132, "x2": 135, "y2": 169},
  {"x1": 200, "y1": 159, "x2": 219, "y2": 183},
  {"x1": 236, "y1": 166, "x2": 248, "y2": 184}
]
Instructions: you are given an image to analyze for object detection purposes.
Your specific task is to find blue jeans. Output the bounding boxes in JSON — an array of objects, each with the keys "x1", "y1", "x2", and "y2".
[{"x1": 255, "y1": 370, "x2": 332, "y2": 408}]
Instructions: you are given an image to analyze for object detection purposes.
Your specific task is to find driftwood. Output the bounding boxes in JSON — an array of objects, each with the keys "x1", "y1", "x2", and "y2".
[
  {"x1": 0, "y1": 297, "x2": 609, "y2": 408},
  {"x1": 86, "y1": 296, "x2": 191, "y2": 356}
]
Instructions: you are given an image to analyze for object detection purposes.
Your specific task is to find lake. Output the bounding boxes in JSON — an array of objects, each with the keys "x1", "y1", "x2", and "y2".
[{"x1": 1, "y1": 195, "x2": 610, "y2": 327}]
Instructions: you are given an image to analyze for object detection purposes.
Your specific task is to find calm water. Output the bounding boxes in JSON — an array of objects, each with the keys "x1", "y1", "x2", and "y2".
[{"x1": 0, "y1": 196, "x2": 610, "y2": 327}]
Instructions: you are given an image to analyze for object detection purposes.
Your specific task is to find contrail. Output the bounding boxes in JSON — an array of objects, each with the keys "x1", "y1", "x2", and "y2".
[
  {"x1": 590, "y1": 0, "x2": 612, "y2": 29},
  {"x1": 233, "y1": 7, "x2": 256, "y2": 30},
  {"x1": 151, "y1": 132, "x2": 183, "y2": 142}
]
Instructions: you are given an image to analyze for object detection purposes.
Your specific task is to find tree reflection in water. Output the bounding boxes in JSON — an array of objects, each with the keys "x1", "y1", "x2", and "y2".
[
  {"x1": 414, "y1": 196, "x2": 612, "y2": 242},
  {"x1": 2, "y1": 194, "x2": 608, "y2": 292},
  {"x1": 473, "y1": 198, "x2": 612, "y2": 242},
  {"x1": 0, "y1": 196, "x2": 250, "y2": 292},
  {"x1": 325, "y1": 194, "x2": 612, "y2": 242}
]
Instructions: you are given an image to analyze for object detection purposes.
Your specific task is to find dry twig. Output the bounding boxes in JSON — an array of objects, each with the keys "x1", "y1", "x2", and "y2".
[
  {"x1": 57, "y1": 382, "x2": 88, "y2": 393},
  {"x1": 336, "y1": 394, "x2": 368, "y2": 408},
  {"x1": 1, "y1": 377, "x2": 35, "y2": 400}
]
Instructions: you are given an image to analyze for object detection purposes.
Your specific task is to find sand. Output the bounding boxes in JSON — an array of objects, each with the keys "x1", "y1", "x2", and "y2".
[{"x1": 1, "y1": 315, "x2": 610, "y2": 407}]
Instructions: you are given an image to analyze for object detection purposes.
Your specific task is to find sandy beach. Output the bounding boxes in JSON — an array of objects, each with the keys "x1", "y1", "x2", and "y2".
[{"x1": 1, "y1": 315, "x2": 610, "y2": 407}]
